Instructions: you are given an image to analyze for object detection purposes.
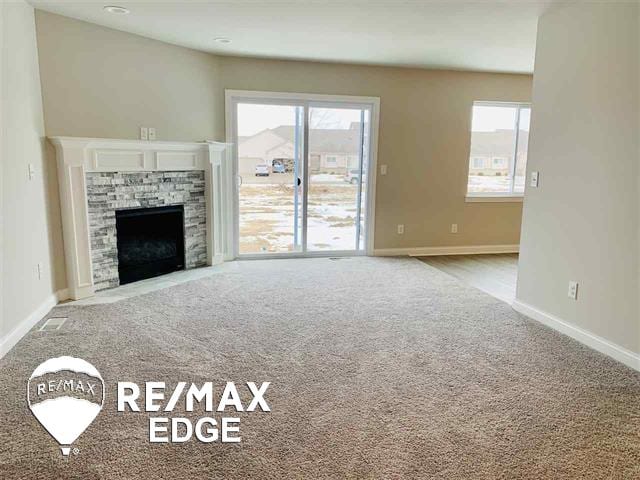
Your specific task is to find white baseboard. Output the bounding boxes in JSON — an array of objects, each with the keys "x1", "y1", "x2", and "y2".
[
  {"x1": 512, "y1": 299, "x2": 640, "y2": 372},
  {"x1": 0, "y1": 293, "x2": 58, "y2": 359},
  {"x1": 374, "y1": 244, "x2": 520, "y2": 257}
]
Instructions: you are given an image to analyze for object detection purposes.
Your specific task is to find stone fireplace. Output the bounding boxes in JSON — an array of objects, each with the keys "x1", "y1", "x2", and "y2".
[
  {"x1": 50, "y1": 137, "x2": 231, "y2": 300},
  {"x1": 86, "y1": 171, "x2": 206, "y2": 290}
]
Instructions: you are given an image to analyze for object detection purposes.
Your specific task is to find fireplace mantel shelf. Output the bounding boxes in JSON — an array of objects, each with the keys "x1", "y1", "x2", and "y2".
[
  {"x1": 50, "y1": 136, "x2": 233, "y2": 300},
  {"x1": 50, "y1": 136, "x2": 230, "y2": 149}
]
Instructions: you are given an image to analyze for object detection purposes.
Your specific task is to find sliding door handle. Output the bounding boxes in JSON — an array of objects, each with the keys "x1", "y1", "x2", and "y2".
[{"x1": 237, "y1": 175, "x2": 243, "y2": 187}]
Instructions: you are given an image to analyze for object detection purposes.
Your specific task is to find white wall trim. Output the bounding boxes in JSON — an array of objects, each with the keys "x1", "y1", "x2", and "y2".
[
  {"x1": 374, "y1": 244, "x2": 520, "y2": 257},
  {"x1": 512, "y1": 300, "x2": 640, "y2": 372},
  {"x1": 224, "y1": 89, "x2": 381, "y2": 106},
  {"x1": 465, "y1": 195, "x2": 523, "y2": 203},
  {"x1": 0, "y1": 293, "x2": 57, "y2": 359}
]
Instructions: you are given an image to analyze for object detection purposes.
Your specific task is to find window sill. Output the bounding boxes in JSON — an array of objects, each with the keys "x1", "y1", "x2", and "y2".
[{"x1": 465, "y1": 195, "x2": 523, "y2": 203}]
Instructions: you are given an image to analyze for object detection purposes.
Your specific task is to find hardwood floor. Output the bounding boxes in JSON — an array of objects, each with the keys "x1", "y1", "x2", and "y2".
[{"x1": 416, "y1": 253, "x2": 518, "y2": 304}]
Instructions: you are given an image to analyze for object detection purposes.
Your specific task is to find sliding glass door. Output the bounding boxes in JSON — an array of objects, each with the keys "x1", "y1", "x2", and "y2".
[
  {"x1": 236, "y1": 103, "x2": 304, "y2": 255},
  {"x1": 228, "y1": 91, "x2": 377, "y2": 258},
  {"x1": 306, "y1": 105, "x2": 370, "y2": 251}
]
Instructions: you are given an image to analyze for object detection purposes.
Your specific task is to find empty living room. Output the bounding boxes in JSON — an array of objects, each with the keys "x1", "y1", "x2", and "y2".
[{"x1": 1, "y1": 1, "x2": 638, "y2": 478}]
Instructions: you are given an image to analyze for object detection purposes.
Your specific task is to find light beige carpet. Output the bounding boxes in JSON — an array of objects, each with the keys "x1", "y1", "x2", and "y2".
[{"x1": 0, "y1": 257, "x2": 638, "y2": 479}]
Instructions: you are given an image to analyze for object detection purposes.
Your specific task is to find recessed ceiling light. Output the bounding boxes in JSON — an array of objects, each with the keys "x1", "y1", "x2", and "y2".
[
  {"x1": 103, "y1": 5, "x2": 130, "y2": 15},
  {"x1": 214, "y1": 37, "x2": 232, "y2": 44}
]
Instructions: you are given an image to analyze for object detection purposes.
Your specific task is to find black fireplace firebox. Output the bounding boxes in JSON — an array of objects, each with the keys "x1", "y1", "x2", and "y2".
[{"x1": 115, "y1": 205, "x2": 185, "y2": 285}]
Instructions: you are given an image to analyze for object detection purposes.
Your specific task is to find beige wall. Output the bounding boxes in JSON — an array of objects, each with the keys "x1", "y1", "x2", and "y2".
[
  {"x1": 516, "y1": 3, "x2": 639, "y2": 355},
  {"x1": 34, "y1": 11, "x2": 531, "y2": 293},
  {"x1": 35, "y1": 11, "x2": 223, "y2": 142},
  {"x1": 1, "y1": 1, "x2": 56, "y2": 343},
  {"x1": 218, "y1": 56, "x2": 531, "y2": 251}
]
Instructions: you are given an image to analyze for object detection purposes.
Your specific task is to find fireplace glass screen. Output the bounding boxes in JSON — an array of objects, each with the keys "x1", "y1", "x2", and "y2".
[{"x1": 115, "y1": 205, "x2": 185, "y2": 285}]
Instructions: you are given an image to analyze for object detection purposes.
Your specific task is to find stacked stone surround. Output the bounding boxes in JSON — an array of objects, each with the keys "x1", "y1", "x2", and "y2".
[{"x1": 86, "y1": 171, "x2": 207, "y2": 291}]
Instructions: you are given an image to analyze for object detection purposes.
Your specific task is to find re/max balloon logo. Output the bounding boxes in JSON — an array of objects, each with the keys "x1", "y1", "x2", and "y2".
[
  {"x1": 28, "y1": 357, "x2": 271, "y2": 456},
  {"x1": 28, "y1": 357, "x2": 105, "y2": 456}
]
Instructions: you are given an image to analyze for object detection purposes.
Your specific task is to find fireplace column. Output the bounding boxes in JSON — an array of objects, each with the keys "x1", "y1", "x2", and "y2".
[{"x1": 52, "y1": 139, "x2": 94, "y2": 300}]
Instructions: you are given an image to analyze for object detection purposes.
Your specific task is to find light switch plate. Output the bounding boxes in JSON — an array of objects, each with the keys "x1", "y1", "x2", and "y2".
[
  {"x1": 380, "y1": 165, "x2": 388, "y2": 175},
  {"x1": 530, "y1": 171, "x2": 539, "y2": 187},
  {"x1": 140, "y1": 127, "x2": 148, "y2": 140},
  {"x1": 568, "y1": 281, "x2": 578, "y2": 300},
  {"x1": 148, "y1": 128, "x2": 156, "y2": 140}
]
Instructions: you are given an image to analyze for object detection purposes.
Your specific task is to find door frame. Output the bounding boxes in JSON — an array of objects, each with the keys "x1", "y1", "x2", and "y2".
[{"x1": 225, "y1": 89, "x2": 380, "y2": 259}]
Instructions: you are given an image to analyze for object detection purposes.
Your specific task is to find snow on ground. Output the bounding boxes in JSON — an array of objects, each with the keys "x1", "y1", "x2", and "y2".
[
  {"x1": 467, "y1": 174, "x2": 524, "y2": 193},
  {"x1": 239, "y1": 177, "x2": 361, "y2": 254}
]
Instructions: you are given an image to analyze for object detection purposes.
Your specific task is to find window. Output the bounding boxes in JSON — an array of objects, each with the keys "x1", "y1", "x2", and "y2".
[
  {"x1": 466, "y1": 102, "x2": 531, "y2": 196},
  {"x1": 325, "y1": 155, "x2": 337, "y2": 166},
  {"x1": 492, "y1": 157, "x2": 508, "y2": 169},
  {"x1": 471, "y1": 157, "x2": 485, "y2": 169}
]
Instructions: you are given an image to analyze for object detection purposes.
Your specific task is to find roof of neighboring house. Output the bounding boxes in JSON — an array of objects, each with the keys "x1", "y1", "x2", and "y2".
[
  {"x1": 240, "y1": 124, "x2": 362, "y2": 155},
  {"x1": 237, "y1": 129, "x2": 292, "y2": 159},
  {"x1": 470, "y1": 129, "x2": 529, "y2": 157},
  {"x1": 239, "y1": 126, "x2": 529, "y2": 159}
]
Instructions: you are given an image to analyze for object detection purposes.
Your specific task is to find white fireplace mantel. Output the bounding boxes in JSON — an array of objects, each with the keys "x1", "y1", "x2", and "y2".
[{"x1": 50, "y1": 137, "x2": 232, "y2": 300}]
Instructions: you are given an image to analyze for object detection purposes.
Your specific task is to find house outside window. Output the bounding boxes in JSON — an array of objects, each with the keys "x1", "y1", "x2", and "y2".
[{"x1": 466, "y1": 101, "x2": 531, "y2": 198}]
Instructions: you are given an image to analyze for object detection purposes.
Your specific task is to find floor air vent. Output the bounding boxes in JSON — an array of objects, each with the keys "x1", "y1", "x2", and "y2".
[{"x1": 39, "y1": 317, "x2": 67, "y2": 331}]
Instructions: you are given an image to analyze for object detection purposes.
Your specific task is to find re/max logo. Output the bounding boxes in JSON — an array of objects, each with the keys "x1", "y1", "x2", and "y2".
[
  {"x1": 36, "y1": 378, "x2": 98, "y2": 396},
  {"x1": 117, "y1": 381, "x2": 270, "y2": 444}
]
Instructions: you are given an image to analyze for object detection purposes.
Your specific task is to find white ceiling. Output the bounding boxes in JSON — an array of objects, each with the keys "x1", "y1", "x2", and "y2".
[{"x1": 28, "y1": 1, "x2": 550, "y2": 74}]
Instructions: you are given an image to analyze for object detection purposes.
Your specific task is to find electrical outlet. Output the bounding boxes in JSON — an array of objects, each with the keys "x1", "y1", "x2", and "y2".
[
  {"x1": 397, "y1": 224, "x2": 404, "y2": 235},
  {"x1": 140, "y1": 127, "x2": 148, "y2": 140},
  {"x1": 530, "y1": 171, "x2": 539, "y2": 188},
  {"x1": 568, "y1": 281, "x2": 578, "y2": 300},
  {"x1": 148, "y1": 127, "x2": 156, "y2": 140},
  {"x1": 380, "y1": 165, "x2": 388, "y2": 175},
  {"x1": 451, "y1": 223, "x2": 458, "y2": 234},
  {"x1": 37, "y1": 263, "x2": 43, "y2": 280}
]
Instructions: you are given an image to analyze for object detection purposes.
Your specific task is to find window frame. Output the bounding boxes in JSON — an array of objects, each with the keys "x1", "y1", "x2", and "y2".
[
  {"x1": 465, "y1": 101, "x2": 531, "y2": 202},
  {"x1": 225, "y1": 89, "x2": 380, "y2": 257}
]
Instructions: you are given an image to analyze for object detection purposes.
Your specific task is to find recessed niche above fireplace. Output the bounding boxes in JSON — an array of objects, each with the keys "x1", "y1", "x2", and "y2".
[{"x1": 50, "y1": 137, "x2": 231, "y2": 300}]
